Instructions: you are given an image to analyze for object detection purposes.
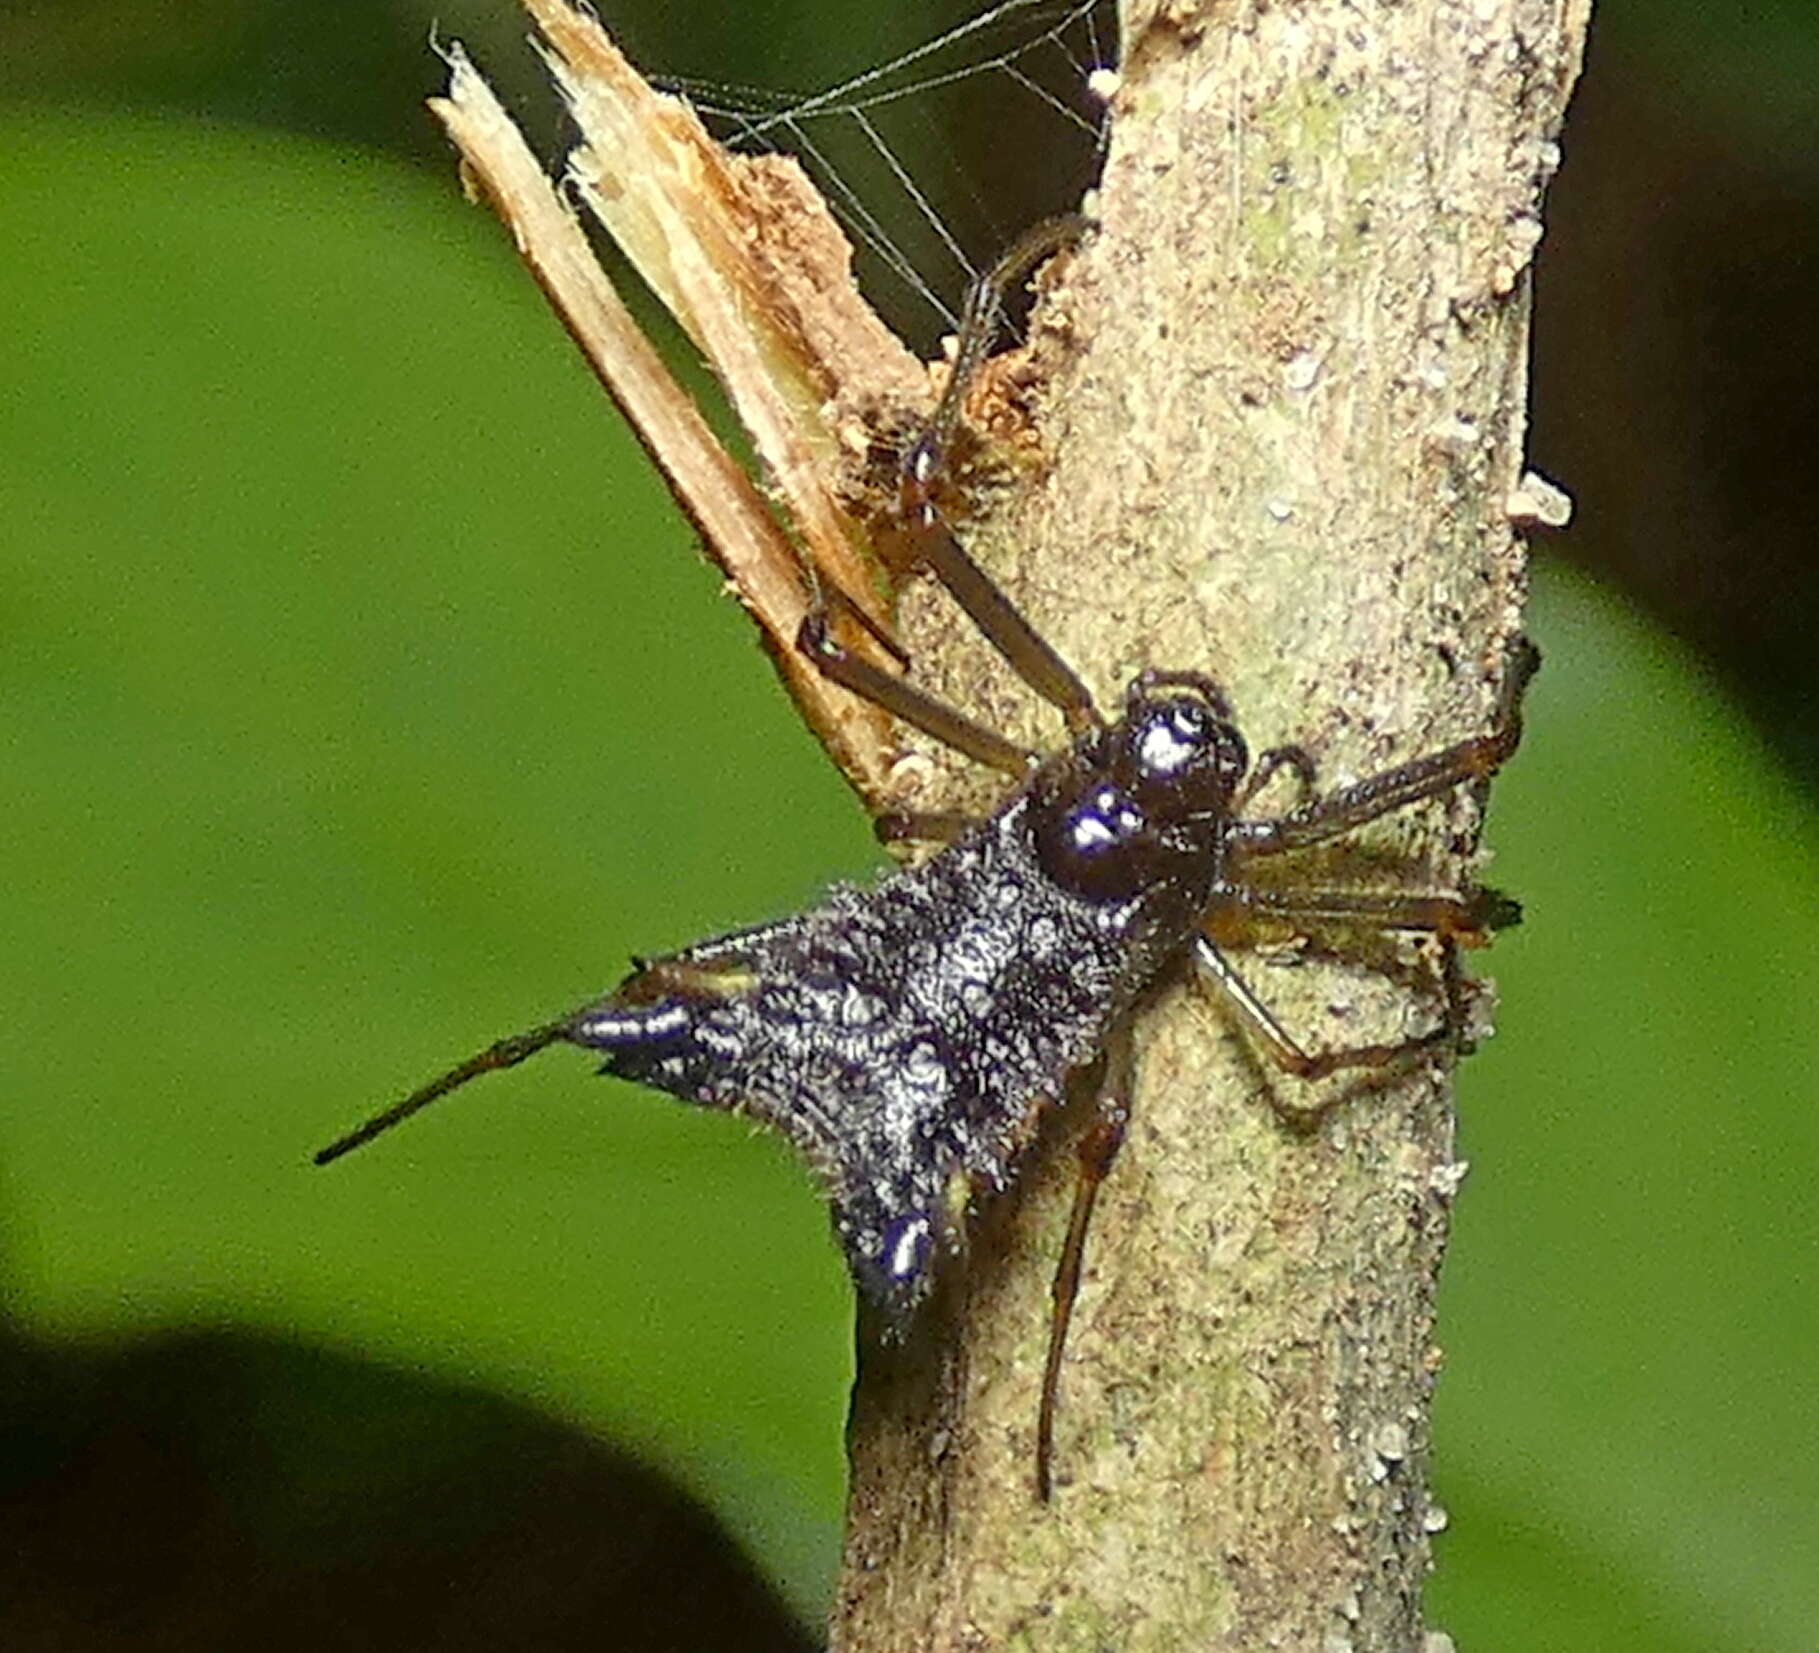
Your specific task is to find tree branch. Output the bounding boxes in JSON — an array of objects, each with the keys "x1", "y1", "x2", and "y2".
[
  {"x1": 834, "y1": 2, "x2": 1589, "y2": 1647},
  {"x1": 433, "y1": 0, "x2": 1588, "y2": 1642}
]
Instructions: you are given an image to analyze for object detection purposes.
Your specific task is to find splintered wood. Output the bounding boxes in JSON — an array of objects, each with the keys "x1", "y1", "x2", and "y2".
[{"x1": 429, "y1": 0, "x2": 932, "y2": 808}]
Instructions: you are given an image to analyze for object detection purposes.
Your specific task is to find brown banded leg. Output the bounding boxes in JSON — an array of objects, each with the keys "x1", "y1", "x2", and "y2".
[
  {"x1": 1206, "y1": 882, "x2": 1522, "y2": 941},
  {"x1": 1230, "y1": 638, "x2": 1540, "y2": 857},
  {"x1": 613, "y1": 956, "x2": 761, "y2": 1000},
  {"x1": 313, "y1": 1015, "x2": 578, "y2": 1165},
  {"x1": 1192, "y1": 934, "x2": 1465, "y2": 1094},
  {"x1": 895, "y1": 213, "x2": 1102, "y2": 735},
  {"x1": 913, "y1": 525, "x2": 1101, "y2": 734},
  {"x1": 819, "y1": 577, "x2": 909, "y2": 670},
  {"x1": 907, "y1": 211, "x2": 1093, "y2": 485},
  {"x1": 873, "y1": 811, "x2": 979, "y2": 849},
  {"x1": 796, "y1": 609, "x2": 1035, "y2": 777},
  {"x1": 311, "y1": 946, "x2": 790, "y2": 1169},
  {"x1": 1037, "y1": 1018, "x2": 1136, "y2": 1502}
]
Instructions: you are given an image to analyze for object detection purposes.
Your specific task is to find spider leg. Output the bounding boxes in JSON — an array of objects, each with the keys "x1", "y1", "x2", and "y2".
[
  {"x1": 1230, "y1": 638, "x2": 1539, "y2": 857},
  {"x1": 791, "y1": 209, "x2": 1096, "y2": 790},
  {"x1": 896, "y1": 214, "x2": 1101, "y2": 734},
  {"x1": 314, "y1": 937, "x2": 816, "y2": 1168},
  {"x1": 873, "y1": 810, "x2": 980, "y2": 849},
  {"x1": 912, "y1": 524, "x2": 1102, "y2": 733},
  {"x1": 1124, "y1": 667, "x2": 1235, "y2": 719},
  {"x1": 796, "y1": 609, "x2": 1036, "y2": 777},
  {"x1": 1206, "y1": 881, "x2": 1521, "y2": 941},
  {"x1": 819, "y1": 576, "x2": 909, "y2": 670},
  {"x1": 909, "y1": 212, "x2": 1093, "y2": 477},
  {"x1": 1037, "y1": 1017, "x2": 1135, "y2": 1503},
  {"x1": 312, "y1": 1014, "x2": 579, "y2": 1165},
  {"x1": 1192, "y1": 934, "x2": 1463, "y2": 1091}
]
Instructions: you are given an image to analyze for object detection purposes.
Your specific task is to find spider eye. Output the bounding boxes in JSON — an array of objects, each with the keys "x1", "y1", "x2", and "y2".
[
  {"x1": 1035, "y1": 781, "x2": 1155, "y2": 902},
  {"x1": 1121, "y1": 697, "x2": 1247, "y2": 816},
  {"x1": 1134, "y1": 702, "x2": 1212, "y2": 775}
]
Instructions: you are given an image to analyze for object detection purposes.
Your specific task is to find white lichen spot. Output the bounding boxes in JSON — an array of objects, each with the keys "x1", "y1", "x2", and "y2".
[
  {"x1": 1283, "y1": 348, "x2": 1322, "y2": 392},
  {"x1": 1506, "y1": 468, "x2": 1575, "y2": 528},
  {"x1": 1372, "y1": 1421, "x2": 1409, "y2": 1472},
  {"x1": 886, "y1": 747, "x2": 938, "y2": 800},
  {"x1": 1425, "y1": 414, "x2": 1482, "y2": 453},
  {"x1": 1505, "y1": 213, "x2": 1545, "y2": 269},
  {"x1": 1265, "y1": 497, "x2": 1294, "y2": 523},
  {"x1": 1424, "y1": 1502, "x2": 1451, "y2": 1534},
  {"x1": 1429, "y1": 1158, "x2": 1471, "y2": 1199},
  {"x1": 1087, "y1": 66, "x2": 1121, "y2": 103}
]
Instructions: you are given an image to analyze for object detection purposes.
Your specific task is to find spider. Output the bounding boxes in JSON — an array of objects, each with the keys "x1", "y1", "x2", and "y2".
[{"x1": 317, "y1": 215, "x2": 1535, "y2": 1501}]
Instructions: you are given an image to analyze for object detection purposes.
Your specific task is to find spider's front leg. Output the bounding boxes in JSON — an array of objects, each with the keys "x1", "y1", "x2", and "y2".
[
  {"x1": 795, "y1": 608, "x2": 1036, "y2": 779},
  {"x1": 896, "y1": 523, "x2": 1101, "y2": 735},
  {"x1": 894, "y1": 212, "x2": 1101, "y2": 736},
  {"x1": 1231, "y1": 743, "x2": 1318, "y2": 815},
  {"x1": 1196, "y1": 641, "x2": 1535, "y2": 1101},
  {"x1": 1206, "y1": 882, "x2": 1521, "y2": 943},
  {"x1": 1229, "y1": 638, "x2": 1539, "y2": 857},
  {"x1": 794, "y1": 213, "x2": 1099, "y2": 796}
]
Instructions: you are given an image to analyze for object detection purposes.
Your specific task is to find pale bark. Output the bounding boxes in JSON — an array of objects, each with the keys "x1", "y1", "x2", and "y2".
[{"x1": 833, "y1": 2, "x2": 1589, "y2": 1649}]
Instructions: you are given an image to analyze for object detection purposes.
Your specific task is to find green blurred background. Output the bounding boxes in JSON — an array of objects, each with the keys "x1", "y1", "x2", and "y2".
[{"x1": 2, "y1": 2, "x2": 1814, "y2": 1648}]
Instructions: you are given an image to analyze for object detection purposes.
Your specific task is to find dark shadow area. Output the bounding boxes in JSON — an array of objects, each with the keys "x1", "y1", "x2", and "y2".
[
  {"x1": 1528, "y1": 9, "x2": 1819, "y2": 780},
  {"x1": 0, "y1": 1321, "x2": 816, "y2": 1652}
]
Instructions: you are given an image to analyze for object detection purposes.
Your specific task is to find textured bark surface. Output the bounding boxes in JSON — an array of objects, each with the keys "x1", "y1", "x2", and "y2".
[{"x1": 834, "y1": 2, "x2": 1589, "y2": 1649}]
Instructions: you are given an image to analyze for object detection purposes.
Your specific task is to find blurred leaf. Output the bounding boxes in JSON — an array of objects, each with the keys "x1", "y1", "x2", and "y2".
[
  {"x1": 0, "y1": 106, "x2": 868, "y2": 1618},
  {"x1": 1436, "y1": 566, "x2": 1819, "y2": 1651},
  {"x1": 1574, "y1": 0, "x2": 1819, "y2": 145}
]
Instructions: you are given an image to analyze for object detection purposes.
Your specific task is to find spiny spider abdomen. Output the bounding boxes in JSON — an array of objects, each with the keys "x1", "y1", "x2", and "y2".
[{"x1": 570, "y1": 679, "x2": 1248, "y2": 1325}]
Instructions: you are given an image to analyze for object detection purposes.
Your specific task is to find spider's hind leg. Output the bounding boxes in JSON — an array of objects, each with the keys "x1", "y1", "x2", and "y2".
[
  {"x1": 1036, "y1": 1018, "x2": 1137, "y2": 1503},
  {"x1": 1192, "y1": 931, "x2": 1476, "y2": 1128}
]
